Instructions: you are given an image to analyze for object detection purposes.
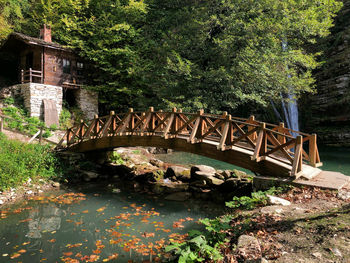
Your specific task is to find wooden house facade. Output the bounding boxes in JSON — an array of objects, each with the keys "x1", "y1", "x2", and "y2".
[{"x1": 0, "y1": 25, "x2": 85, "y2": 89}]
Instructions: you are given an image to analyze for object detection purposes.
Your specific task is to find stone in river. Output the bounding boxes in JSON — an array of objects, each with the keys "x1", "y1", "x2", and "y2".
[{"x1": 165, "y1": 192, "x2": 192, "y2": 201}]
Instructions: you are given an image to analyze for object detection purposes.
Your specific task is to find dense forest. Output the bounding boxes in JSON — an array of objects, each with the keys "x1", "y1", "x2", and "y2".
[{"x1": 0, "y1": 0, "x2": 343, "y2": 116}]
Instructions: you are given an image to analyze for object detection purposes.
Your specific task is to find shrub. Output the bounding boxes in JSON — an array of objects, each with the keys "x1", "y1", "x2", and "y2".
[{"x1": 0, "y1": 133, "x2": 58, "y2": 190}]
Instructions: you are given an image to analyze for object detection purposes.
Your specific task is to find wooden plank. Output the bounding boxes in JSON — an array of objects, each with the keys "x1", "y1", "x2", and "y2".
[
  {"x1": 163, "y1": 113, "x2": 175, "y2": 139},
  {"x1": 188, "y1": 113, "x2": 202, "y2": 144},
  {"x1": 265, "y1": 131, "x2": 293, "y2": 162},
  {"x1": 309, "y1": 134, "x2": 317, "y2": 167}
]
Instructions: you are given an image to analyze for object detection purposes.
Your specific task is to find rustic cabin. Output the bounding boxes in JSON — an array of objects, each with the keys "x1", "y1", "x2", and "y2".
[{"x1": 0, "y1": 25, "x2": 98, "y2": 125}]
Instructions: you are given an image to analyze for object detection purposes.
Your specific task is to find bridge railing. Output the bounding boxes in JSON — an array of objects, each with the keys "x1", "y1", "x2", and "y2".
[{"x1": 56, "y1": 108, "x2": 322, "y2": 178}]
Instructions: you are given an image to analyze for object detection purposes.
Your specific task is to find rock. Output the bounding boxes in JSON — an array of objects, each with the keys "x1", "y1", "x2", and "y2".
[
  {"x1": 81, "y1": 170, "x2": 100, "y2": 181},
  {"x1": 261, "y1": 258, "x2": 269, "y2": 263},
  {"x1": 219, "y1": 178, "x2": 239, "y2": 191},
  {"x1": 267, "y1": 195, "x2": 291, "y2": 206},
  {"x1": 52, "y1": 182, "x2": 60, "y2": 188},
  {"x1": 222, "y1": 170, "x2": 232, "y2": 179},
  {"x1": 0, "y1": 200, "x2": 4, "y2": 205},
  {"x1": 151, "y1": 179, "x2": 189, "y2": 194},
  {"x1": 331, "y1": 248, "x2": 342, "y2": 257},
  {"x1": 149, "y1": 158, "x2": 164, "y2": 168},
  {"x1": 233, "y1": 169, "x2": 248, "y2": 179},
  {"x1": 146, "y1": 147, "x2": 167, "y2": 154},
  {"x1": 261, "y1": 206, "x2": 285, "y2": 215},
  {"x1": 165, "y1": 192, "x2": 191, "y2": 201},
  {"x1": 26, "y1": 190, "x2": 33, "y2": 195},
  {"x1": 312, "y1": 252, "x2": 323, "y2": 259},
  {"x1": 214, "y1": 172, "x2": 225, "y2": 180},
  {"x1": 166, "y1": 166, "x2": 191, "y2": 180},
  {"x1": 191, "y1": 165, "x2": 216, "y2": 176},
  {"x1": 337, "y1": 189, "x2": 350, "y2": 200},
  {"x1": 190, "y1": 180, "x2": 208, "y2": 188},
  {"x1": 236, "y1": 235, "x2": 262, "y2": 261}
]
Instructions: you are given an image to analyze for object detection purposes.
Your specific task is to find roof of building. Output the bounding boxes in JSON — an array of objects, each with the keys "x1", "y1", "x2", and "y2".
[{"x1": 2, "y1": 32, "x2": 72, "y2": 52}]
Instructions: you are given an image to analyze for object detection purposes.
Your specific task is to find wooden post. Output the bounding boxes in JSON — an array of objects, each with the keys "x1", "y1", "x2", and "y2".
[
  {"x1": 309, "y1": 134, "x2": 317, "y2": 167},
  {"x1": 79, "y1": 119, "x2": 84, "y2": 140},
  {"x1": 277, "y1": 122, "x2": 286, "y2": 144},
  {"x1": 129, "y1": 108, "x2": 134, "y2": 132},
  {"x1": 188, "y1": 109, "x2": 203, "y2": 143},
  {"x1": 29, "y1": 68, "x2": 32, "y2": 83},
  {"x1": 94, "y1": 115, "x2": 99, "y2": 137},
  {"x1": 172, "y1": 107, "x2": 177, "y2": 134},
  {"x1": 252, "y1": 122, "x2": 266, "y2": 162},
  {"x1": 291, "y1": 135, "x2": 303, "y2": 177},
  {"x1": 21, "y1": 69, "x2": 24, "y2": 84},
  {"x1": 0, "y1": 116, "x2": 3, "y2": 133},
  {"x1": 217, "y1": 114, "x2": 231, "y2": 150},
  {"x1": 247, "y1": 115, "x2": 256, "y2": 142}
]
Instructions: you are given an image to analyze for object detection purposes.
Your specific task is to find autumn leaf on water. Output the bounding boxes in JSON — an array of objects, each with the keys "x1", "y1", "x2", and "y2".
[
  {"x1": 96, "y1": 207, "x2": 106, "y2": 212},
  {"x1": 102, "y1": 253, "x2": 118, "y2": 262},
  {"x1": 142, "y1": 232, "x2": 155, "y2": 238},
  {"x1": 10, "y1": 253, "x2": 21, "y2": 259},
  {"x1": 82, "y1": 210, "x2": 89, "y2": 214},
  {"x1": 22, "y1": 242, "x2": 30, "y2": 245},
  {"x1": 63, "y1": 251, "x2": 73, "y2": 256},
  {"x1": 186, "y1": 217, "x2": 194, "y2": 221},
  {"x1": 19, "y1": 218, "x2": 32, "y2": 223},
  {"x1": 48, "y1": 239, "x2": 56, "y2": 243}
]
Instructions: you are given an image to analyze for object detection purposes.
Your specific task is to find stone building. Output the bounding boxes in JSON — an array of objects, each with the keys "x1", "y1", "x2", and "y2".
[{"x1": 0, "y1": 25, "x2": 98, "y2": 126}]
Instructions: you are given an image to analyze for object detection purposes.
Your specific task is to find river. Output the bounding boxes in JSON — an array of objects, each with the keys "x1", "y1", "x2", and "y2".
[
  {"x1": 156, "y1": 146, "x2": 350, "y2": 176},
  {"x1": 0, "y1": 146, "x2": 348, "y2": 262},
  {"x1": 0, "y1": 184, "x2": 223, "y2": 262}
]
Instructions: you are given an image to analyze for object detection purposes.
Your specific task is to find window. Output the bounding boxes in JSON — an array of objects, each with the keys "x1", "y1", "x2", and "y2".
[
  {"x1": 63, "y1": 59, "x2": 71, "y2": 74},
  {"x1": 77, "y1": 62, "x2": 84, "y2": 75}
]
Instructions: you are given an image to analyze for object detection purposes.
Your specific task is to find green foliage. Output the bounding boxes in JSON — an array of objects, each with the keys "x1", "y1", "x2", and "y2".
[
  {"x1": 0, "y1": 133, "x2": 58, "y2": 190},
  {"x1": 109, "y1": 152, "x2": 125, "y2": 165},
  {"x1": 165, "y1": 216, "x2": 232, "y2": 262},
  {"x1": 59, "y1": 107, "x2": 72, "y2": 129},
  {"x1": 2, "y1": 104, "x2": 52, "y2": 138},
  {"x1": 225, "y1": 186, "x2": 287, "y2": 210},
  {"x1": 165, "y1": 230, "x2": 223, "y2": 263}
]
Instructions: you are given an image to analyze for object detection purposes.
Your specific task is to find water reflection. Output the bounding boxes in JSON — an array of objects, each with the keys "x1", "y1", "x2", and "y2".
[{"x1": 26, "y1": 204, "x2": 62, "y2": 239}]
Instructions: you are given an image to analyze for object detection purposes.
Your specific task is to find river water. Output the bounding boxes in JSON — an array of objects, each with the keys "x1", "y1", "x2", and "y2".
[
  {"x1": 0, "y1": 184, "x2": 223, "y2": 262},
  {"x1": 156, "y1": 146, "x2": 350, "y2": 176}
]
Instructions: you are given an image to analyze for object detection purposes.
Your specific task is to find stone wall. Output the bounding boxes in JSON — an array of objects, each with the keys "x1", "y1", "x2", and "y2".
[
  {"x1": 76, "y1": 88, "x2": 98, "y2": 120},
  {"x1": 8, "y1": 83, "x2": 63, "y2": 120},
  {"x1": 303, "y1": 0, "x2": 350, "y2": 145}
]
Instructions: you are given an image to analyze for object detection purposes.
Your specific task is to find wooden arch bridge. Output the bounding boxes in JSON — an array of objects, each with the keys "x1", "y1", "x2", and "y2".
[{"x1": 56, "y1": 108, "x2": 323, "y2": 179}]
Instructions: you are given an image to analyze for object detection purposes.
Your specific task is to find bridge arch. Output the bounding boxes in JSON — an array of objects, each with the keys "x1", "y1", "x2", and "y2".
[{"x1": 57, "y1": 108, "x2": 322, "y2": 179}]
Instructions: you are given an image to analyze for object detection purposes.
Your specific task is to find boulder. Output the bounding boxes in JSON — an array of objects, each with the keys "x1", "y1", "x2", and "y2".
[
  {"x1": 214, "y1": 172, "x2": 225, "y2": 180},
  {"x1": 151, "y1": 179, "x2": 189, "y2": 194},
  {"x1": 149, "y1": 158, "x2": 164, "y2": 168},
  {"x1": 81, "y1": 170, "x2": 100, "y2": 181},
  {"x1": 260, "y1": 206, "x2": 285, "y2": 215},
  {"x1": 165, "y1": 192, "x2": 192, "y2": 201},
  {"x1": 190, "y1": 180, "x2": 208, "y2": 188},
  {"x1": 193, "y1": 172, "x2": 224, "y2": 186},
  {"x1": 166, "y1": 166, "x2": 191, "y2": 180},
  {"x1": 236, "y1": 235, "x2": 262, "y2": 262},
  {"x1": 219, "y1": 178, "x2": 239, "y2": 192},
  {"x1": 337, "y1": 189, "x2": 350, "y2": 200},
  {"x1": 266, "y1": 195, "x2": 291, "y2": 206},
  {"x1": 233, "y1": 169, "x2": 249, "y2": 179},
  {"x1": 191, "y1": 165, "x2": 216, "y2": 177},
  {"x1": 222, "y1": 170, "x2": 232, "y2": 179}
]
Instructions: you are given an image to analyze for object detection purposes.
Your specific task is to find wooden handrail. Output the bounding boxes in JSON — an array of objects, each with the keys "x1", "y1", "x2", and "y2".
[{"x1": 21, "y1": 68, "x2": 43, "y2": 84}]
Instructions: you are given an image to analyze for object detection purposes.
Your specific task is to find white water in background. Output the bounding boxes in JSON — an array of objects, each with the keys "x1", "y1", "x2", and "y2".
[
  {"x1": 281, "y1": 39, "x2": 299, "y2": 133},
  {"x1": 281, "y1": 92, "x2": 299, "y2": 132}
]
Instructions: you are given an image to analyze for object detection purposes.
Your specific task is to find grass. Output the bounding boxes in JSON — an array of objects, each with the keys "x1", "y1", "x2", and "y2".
[{"x1": 0, "y1": 133, "x2": 59, "y2": 191}]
